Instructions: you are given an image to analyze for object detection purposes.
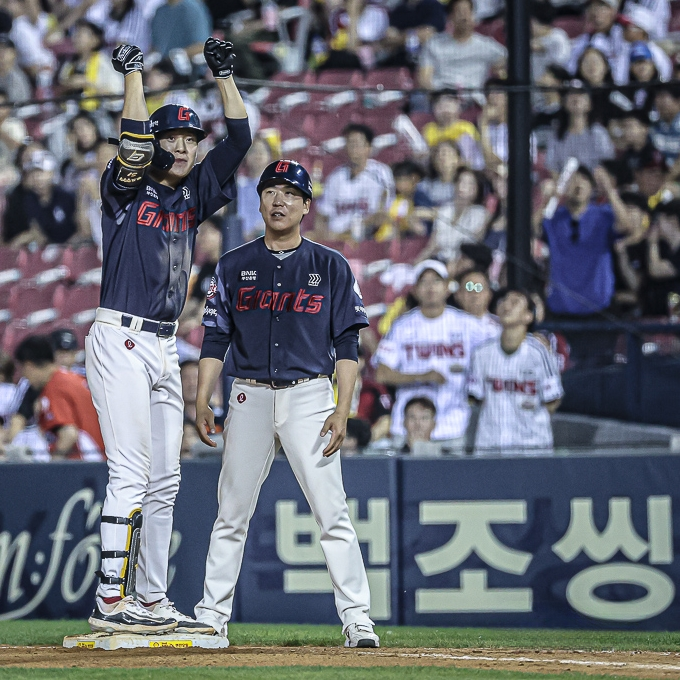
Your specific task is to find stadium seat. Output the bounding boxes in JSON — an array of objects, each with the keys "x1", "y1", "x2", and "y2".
[
  {"x1": 62, "y1": 245, "x2": 101, "y2": 282},
  {"x1": 554, "y1": 16, "x2": 587, "y2": 38},
  {"x1": 9, "y1": 280, "x2": 63, "y2": 316},
  {"x1": 316, "y1": 69, "x2": 364, "y2": 88},
  {"x1": 0, "y1": 247, "x2": 19, "y2": 271},
  {"x1": 17, "y1": 245, "x2": 64, "y2": 278},
  {"x1": 2, "y1": 315, "x2": 61, "y2": 354},
  {"x1": 54, "y1": 283, "x2": 100, "y2": 323},
  {"x1": 364, "y1": 68, "x2": 413, "y2": 92},
  {"x1": 395, "y1": 236, "x2": 428, "y2": 263},
  {"x1": 344, "y1": 240, "x2": 391, "y2": 263}
]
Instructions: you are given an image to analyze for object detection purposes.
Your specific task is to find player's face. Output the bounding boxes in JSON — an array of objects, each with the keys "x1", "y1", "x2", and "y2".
[
  {"x1": 414, "y1": 270, "x2": 449, "y2": 308},
  {"x1": 497, "y1": 292, "x2": 533, "y2": 329},
  {"x1": 157, "y1": 130, "x2": 199, "y2": 181},
  {"x1": 259, "y1": 183, "x2": 310, "y2": 233}
]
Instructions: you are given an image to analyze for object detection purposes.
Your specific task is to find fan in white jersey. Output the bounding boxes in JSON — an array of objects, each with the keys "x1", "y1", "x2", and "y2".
[
  {"x1": 314, "y1": 123, "x2": 395, "y2": 239},
  {"x1": 454, "y1": 268, "x2": 501, "y2": 336},
  {"x1": 468, "y1": 289, "x2": 564, "y2": 456},
  {"x1": 374, "y1": 260, "x2": 499, "y2": 451}
]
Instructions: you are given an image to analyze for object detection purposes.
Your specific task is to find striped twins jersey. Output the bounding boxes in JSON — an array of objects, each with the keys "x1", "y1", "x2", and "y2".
[
  {"x1": 373, "y1": 306, "x2": 500, "y2": 440},
  {"x1": 467, "y1": 334, "x2": 564, "y2": 454}
]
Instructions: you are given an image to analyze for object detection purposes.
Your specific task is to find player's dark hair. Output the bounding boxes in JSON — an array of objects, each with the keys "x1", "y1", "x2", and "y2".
[
  {"x1": 14, "y1": 335, "x2": 55, "y2": 366},
  {"x1": 404, "y1": 396, "x2": 437, "y2": 416},
  {"x1": 342, "y1": 123, "x2": 374, "y2": 145}
]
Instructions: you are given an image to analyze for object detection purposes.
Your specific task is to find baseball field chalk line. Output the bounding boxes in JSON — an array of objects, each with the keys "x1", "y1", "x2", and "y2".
[{"x1": 357, "y1": 651, "x2": 680, "y2": 671}]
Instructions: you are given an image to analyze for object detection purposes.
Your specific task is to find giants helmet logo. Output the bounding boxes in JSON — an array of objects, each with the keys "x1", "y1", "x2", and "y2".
[
  {"x1": 275, "y1": 161, "x2": 290, "y2": 173},
  {"x1": 178, "y1": 107, "x2": 191, "y2": 121}
]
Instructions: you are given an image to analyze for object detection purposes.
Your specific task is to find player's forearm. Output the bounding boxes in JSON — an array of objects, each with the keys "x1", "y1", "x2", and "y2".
[
  {"x1": 196, "y1": 358, "x2": 224, "y2": 405},
  {"x1": 335, "y1": 359, "x2": 358, "y2": 417},
  {"x1": 121, "y1": 72, "x2": 148, "y2": 122},
  {"x1": 217, "y1": 77, "x2": 248, "y2": 119}
]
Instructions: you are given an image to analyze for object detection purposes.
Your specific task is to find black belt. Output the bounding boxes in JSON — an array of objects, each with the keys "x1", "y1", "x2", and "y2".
[
  {"x1": 121, "y1": 315, "x2": 176, "y2": 338},
  {"x1": 246, "y1": 375, "x2": 328, "y2": 390}
]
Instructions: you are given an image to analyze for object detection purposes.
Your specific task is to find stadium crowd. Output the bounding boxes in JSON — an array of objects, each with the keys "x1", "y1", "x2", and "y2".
[{"x1": 0, "y1": 0, "x2": 677, "y2": 460}]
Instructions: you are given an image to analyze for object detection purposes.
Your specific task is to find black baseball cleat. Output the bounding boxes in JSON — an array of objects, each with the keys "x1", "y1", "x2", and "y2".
[
  {"x1": 88, "y1": 595, "x2": 178, "y2": 634},
  {"x1": 142, "y1": 599, "x2": 216, "y2": 635}
]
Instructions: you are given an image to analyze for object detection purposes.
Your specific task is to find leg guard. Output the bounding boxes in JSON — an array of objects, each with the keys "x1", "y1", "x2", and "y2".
[{"x1": 97, "y1": 509, "x2": 143, "y2": 598}]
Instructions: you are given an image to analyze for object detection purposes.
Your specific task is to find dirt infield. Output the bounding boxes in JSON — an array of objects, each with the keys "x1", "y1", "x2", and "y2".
[{"x1": 2, "y1": 645, "x2": 680, "y2": 677}]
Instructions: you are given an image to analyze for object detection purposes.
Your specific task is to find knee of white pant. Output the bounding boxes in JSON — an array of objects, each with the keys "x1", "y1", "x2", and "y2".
[{"x1": 147, "y1": 471, "x2": 180, "y2": 505}]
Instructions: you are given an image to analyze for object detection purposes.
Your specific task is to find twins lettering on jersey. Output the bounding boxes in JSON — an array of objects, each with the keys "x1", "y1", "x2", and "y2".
[
  {"x1": 404, "y1": 342, "x2": 464, "y2": 361},
  {"x1": 236, "y1": 286, "x2": 324, "y2": 314},
  {"x1": 486, "y1": 378, "x2": 537, "y2": 395},
  {"x1": 137, "y1": 200, "x2": 197, "y2": 232}
]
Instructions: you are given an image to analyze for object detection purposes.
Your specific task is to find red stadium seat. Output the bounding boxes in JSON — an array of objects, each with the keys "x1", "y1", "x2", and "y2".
[
  {"x1": 316, "y1": 69, "x2": 364, "y2": 88},
  {"x1": 0, "y1": 247, "x2": 20, "y2": 271},
  {"x1": 55, "y1": 283, "x2": 101, "y2": 324},
  {"x1": 9, "y1": 280, "x2": 62, "y2": 316},
  {"x1": 395, "y1": 236, "x2": 428, "y2": 263},
  {"x1": 17, "y1": 245, "x2": 64, "y2": 278},
  {"x1": 364, "y1": 68, "x2": 414, "y2": 91},
  {"x1": 554, "y1": 16, "x2": 587, "y2": 39},
  {"x1": 344, "y1": 240, "x2": 391, "y2": 263},
  {"x1": 62, "y1": 245, "x2": 101, "y2": 282},
  {"x1": 1, "y1": 315, "x2": 62, "y2": 354}
]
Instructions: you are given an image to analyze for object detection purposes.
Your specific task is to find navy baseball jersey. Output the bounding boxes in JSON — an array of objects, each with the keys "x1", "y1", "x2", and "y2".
[
  {"x1": 99, "y1": 116, "x2": 251, "y2": 322},
  {"x1": 202, "y1": 237, "x2": 369, "y2": 381}
]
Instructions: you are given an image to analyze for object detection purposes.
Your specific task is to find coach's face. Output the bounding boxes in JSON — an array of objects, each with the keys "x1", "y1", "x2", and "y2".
[
  {"x1": 157, "y1": 130, "x2": 199, "y2": 183},
  {"x1": 260, "y1": 182, "x2": 310, "y2": 232}
]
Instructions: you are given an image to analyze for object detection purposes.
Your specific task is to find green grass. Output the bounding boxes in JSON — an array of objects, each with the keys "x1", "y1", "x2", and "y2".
[
  {"x1": 0, "y1": 669, "x2": 651, "y2": 680},
  {"x1": 0, "y1": 620, "x2": 679, "y2": 651}
]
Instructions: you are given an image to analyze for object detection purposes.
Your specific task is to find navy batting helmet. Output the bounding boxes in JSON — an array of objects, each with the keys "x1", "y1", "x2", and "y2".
[
  {"x1": 150, "y1": 104, "x2": 206, "y2": 141},
  {"x1": 257, "y1": 160, "x2": 313, "y2": 200}
]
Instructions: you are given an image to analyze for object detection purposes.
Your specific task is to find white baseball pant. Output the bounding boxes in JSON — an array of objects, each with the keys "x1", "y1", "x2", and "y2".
[
  {"x1": 85, "y1": 308, "x2": 183, "y2": 602},
  {"x1": 195, "y1": 377, "x2": 372, "y2": 633}
]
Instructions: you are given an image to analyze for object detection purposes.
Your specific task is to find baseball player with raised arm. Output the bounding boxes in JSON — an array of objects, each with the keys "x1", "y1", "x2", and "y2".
[
  {"x1": 192, "y1": 160, "x2": 380, "y2": 648},
  {"x1": 85, "y1": 40, "x2": 251, "y2": 634},
  {"x1": 468, "y1": 289, "x2": 564, "y2": 455}
]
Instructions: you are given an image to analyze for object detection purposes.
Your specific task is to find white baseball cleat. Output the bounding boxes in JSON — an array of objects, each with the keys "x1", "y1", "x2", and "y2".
[
  {"x1": 344, "y1": 622, "x2": 380, "y2": 648},
  {"x1": 88, "y1": 595, "x2": 178, "y2": 634},
  {"x1": 142, "y1": 599, "x2": 216, "y2": 635}
]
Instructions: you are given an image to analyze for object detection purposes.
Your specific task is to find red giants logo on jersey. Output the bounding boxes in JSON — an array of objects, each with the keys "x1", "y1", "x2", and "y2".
[
  {"x1": 404, "y1": 343, "x2": 464, "y2": 360},
  {"x1": 137, "y1": 201, "x2": 197, "y2": 232},
  {"x1": 486, "y1": 378, "x2": 537, "y2": 395},
  {"x1": 236, "y1": 286, "x2": 324, "y2": 314}
]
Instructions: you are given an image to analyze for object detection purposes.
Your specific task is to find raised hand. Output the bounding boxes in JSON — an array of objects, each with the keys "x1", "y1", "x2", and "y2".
[
  {"x1": 112, "y1": 44, "x2": 143, "y2": 76},
  {"x1": 204, "y1": 38, "x2": 236, "y2": 79}
]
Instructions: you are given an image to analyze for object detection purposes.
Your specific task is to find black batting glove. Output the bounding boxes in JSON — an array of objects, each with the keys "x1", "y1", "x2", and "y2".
[
  {"x1": 204, "y1": 38, "x2": 235, "y2": 79},
  {"x1": 112, "y1": 44, "x2": 144, "y2": 76}
]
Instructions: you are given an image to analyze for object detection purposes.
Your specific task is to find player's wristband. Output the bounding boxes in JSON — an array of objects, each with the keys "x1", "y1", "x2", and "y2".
[{"x1": 120, "y1": 118, "x2": 152, "y2": 136}]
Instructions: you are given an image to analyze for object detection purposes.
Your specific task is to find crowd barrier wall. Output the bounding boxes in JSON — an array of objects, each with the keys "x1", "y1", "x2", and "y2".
[{"x1": 1, "y1": 455, "x2": 678, "y2": 629}]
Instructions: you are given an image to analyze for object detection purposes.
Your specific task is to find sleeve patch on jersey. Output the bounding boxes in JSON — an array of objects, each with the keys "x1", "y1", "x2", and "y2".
[
  {"x1": 353, "y1": 279, "x2": 363, "y2": 300},
  {"x1": 206, "y1": 277, "x2": 218, "y2": 299}
]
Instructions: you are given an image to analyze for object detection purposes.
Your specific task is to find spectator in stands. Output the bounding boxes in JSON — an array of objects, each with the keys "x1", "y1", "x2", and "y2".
[
  {"x1": 0, "y1": 35, "x2": 31, "y2": 103},
  {"x1": 421, "y1": 89, "x2": 484, "y2": 169},
  {"x1": 50, "y1": 328, "x2": 85, "y2": 375},
  {"x1": 0, "y1": 87, "x2": 27, "y2": 187},
  {"x1": 468, "y1": 288, "x2": 563, "y2": 456},
  {"x1": 14, "y1": 335, "x2": 104, "y2": 460},
  {"x1": 645, "y1": 199, "x2": 680, "y2": 316},
  {"x1": 454, "y1": 268, "x2": 500, "y2": 339},
  {"x1": 612, "y1": 191, "x2": 649, "y2": 316},
  {"x1": 650, "y1": 83, "x2": 680, "y2": 173},
  {"x1": 383, "y1": 0, "x2": 446, "y2": 67},
  {"x1": 478, "y1": 78, "x2": 508, "y2": 170},
  {"x1": 575, "y1": 47, "x2": 615, "y2": 124},
  {"x1": 530, "y1": 0, "x2": 570, "y2": 82},
  {"x1": 341, "y1": 418, "x2": 372, "y2": 456},
  {"x1": 374, "y1": 259, "x2": 490, "y2": 452},
  {"x1": 418, "y1": 140, "x2": 459, "y2": 206},
  {"x1": 545, "y1": 80, "x2": 615, "y2": 174},
  {"x1": 418, "y1": 166, "x2": 488, "y2": 268},
  {"x1": 484, "y1": 163, "x2": 507, "y2": 256},
  {"x1": 178, "y1": 219, "x2": 222, "y2": 338},
  {"x1": 619, "y1": 5, "x2": 672, "y2": 84},
  {"x1": 352, "y1": 345, "x2": 392, "y2": 442},
  {"x1": 5, "y1": 0, "x2": 57, "y2": 81},
  {"x1": 532, "y1": 64, "x2": 571, "y2": 148},
  {"x1": 314, "y1": 123, "x2": 395, "y2": 240},
  {"x1": 85, "y1": 0, "x2": 152, "y2": 53},
  {"x1": 0, "y1": 352, "x2": 29, "y2": 451},
  {"x1": 237, "y1": 135, "x2": 271, "y2": 241},
  {"x1": 567, "y1": 0, "x2": 627, "y2": 85},
  {"x1": 400, "y1": 396, "x2": 437, "y2": 454},
  {"x1": 61, "y1": 112, "x2": 104, "y2": 192},
  {"x1": 535, "y1": 165, "x2": 631, "y2": 319},
  {"x1": 633, "y1": 146, "x2": 669, "y2": 208},
  {"x1": 622, "y1": 0, "x2": 669, "y2": 41},
  {"x1": 3, "y1": 148, "x2": 79, "y2": 247},
  {"x1": 417, "y1": 0, "x2": 506, "y2": 92},
  {"x1": 374, "y1": 160, "x2": 433, "y2": 241},
  {"x1": 58, "y1": 20, "x2": 123, "y2": 112},
  {"x1": 150, "y1": 0, "x2": 212, "y2": 59},
  {"x1": 617, "y1": 109, "x2": 653, "y2": 185}
]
